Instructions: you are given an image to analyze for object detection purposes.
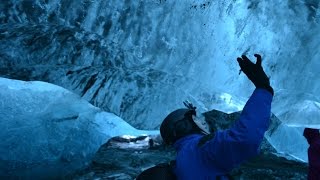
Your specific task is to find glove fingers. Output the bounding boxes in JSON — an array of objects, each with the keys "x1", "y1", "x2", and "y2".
[
  {"x1": 254, "y1": 54, "x2": 262, "y2": 66},
  {"x1": 239, "y1": 55, "x2": 253, "y2": 72},
  {"x1": 238, "y1": 56, "x2": 255, "y2": 79},
  {"x1": 241, "y1": 55, "x2": 254, "y2": 65},
  {"x1": 237, "y1": 57, "x2": 244, "y2": 69}
]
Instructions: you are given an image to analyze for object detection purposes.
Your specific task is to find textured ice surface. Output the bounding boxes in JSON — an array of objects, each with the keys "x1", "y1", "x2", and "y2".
[
  {"x1": 0, "y1": 77, "x2": 157, "y2": 178},
  {"x1": 272, "y1": 90, "x2": 320, "y2": 128},
  {"x1": 0, "y1": 0, "x2": 319, "y2": 129},
  {"x1": 0, "y1": 0, "x2": 319, "y2": 171},
  {"x1": 265, "y1": 124, "x2": 308, "y2": 162}
]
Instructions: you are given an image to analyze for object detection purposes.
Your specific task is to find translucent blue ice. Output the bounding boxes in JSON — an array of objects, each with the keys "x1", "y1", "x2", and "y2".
[{"x1": 0, "y1": 77, "x2": 157, "y2": 177}]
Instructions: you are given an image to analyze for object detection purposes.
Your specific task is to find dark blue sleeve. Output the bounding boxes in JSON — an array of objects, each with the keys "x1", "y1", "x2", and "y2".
[{"x1": 199, "y1": 89, "x2": 273, "y2": 172}]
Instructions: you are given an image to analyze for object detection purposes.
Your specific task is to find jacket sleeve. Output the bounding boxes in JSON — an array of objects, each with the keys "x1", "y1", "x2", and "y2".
[{"x1": 199, "y1": 88, "x2": 273, "y2": 172}]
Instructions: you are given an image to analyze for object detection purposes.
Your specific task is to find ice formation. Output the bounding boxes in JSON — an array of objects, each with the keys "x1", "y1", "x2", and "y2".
[
  {"x1": 265, "y1": 124, "x2": 308, "y2": 162},
  {"x1": 0, "y1": 0, "x2": 319, "y2": 129},
  {"x1": 0, "y1": 77, "x2": 157, "y2": 178},
  {"x1": 0, "y1": 0, "x2": 319, "y2": 176}
]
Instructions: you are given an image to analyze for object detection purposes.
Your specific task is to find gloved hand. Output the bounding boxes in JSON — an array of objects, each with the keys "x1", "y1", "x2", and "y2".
[{"x1": 237, "y1": 54, "x2": 274, "y2": 95}]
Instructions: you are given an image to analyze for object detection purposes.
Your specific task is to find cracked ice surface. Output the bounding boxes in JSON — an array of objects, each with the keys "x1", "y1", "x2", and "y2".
[
  {"x1": 0, "y1": 0, "x2": 319, "y2": 128},
  {"x1": 0, "y1": 77, "x2": 157, "y2": 178}
]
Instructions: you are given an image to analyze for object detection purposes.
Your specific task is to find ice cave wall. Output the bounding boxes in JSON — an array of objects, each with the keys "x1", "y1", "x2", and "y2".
[{"x1": 0, "y1": 0, "x2": 319, "y2": 129}]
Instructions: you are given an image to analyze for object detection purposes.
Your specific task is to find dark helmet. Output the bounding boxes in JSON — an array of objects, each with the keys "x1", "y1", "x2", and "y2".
[{"x1": 160, "y1": 102, "x2": 207, "y2": 144}]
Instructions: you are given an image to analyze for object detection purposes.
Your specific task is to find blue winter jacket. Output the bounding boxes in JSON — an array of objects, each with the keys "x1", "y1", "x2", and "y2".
[{"x1": 173, "y1": 89, "x2": 273, "y2": 180}]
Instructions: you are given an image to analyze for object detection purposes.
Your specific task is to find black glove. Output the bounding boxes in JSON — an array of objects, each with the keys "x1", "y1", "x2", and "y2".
[{"x1": 237, "y1": 54, "x2": 274, "y2": 96}]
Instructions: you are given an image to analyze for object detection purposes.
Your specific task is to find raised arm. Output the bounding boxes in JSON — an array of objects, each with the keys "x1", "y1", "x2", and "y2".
[{"x1": 199, "y1": 54, "x2": 273, "y2": 172}]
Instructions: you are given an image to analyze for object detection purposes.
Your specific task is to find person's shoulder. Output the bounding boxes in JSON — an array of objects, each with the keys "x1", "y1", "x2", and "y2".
[
  {"x1": 197, "y1": 134, "x2": 215, "y2": 147},
  {"x1": 183, "y1": 134, "x2": 204, "y2": 141},
  {"x1": 178, "y1": 134, "x2": 204, "y2": 149}
]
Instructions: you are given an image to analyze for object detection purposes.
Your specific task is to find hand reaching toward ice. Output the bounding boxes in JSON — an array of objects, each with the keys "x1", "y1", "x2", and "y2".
[{"x1": 237, "y1": 54, "x2": 274, "y2": 95}]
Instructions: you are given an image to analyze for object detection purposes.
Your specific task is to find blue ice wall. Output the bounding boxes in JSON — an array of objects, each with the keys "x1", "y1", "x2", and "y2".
[{"x1": 0, "y1": 0, "x2": 319, "y2": 129}]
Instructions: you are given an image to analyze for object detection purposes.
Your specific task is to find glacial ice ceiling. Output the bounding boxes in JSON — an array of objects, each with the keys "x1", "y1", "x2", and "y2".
[{"x1": 0, "y1": 0, "x2": 320, "y2": 130}]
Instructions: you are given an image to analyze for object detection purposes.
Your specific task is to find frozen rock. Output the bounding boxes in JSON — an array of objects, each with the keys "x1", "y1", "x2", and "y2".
[{"x1": 0, "y1": 77, "x2": 157, "y2": 178}]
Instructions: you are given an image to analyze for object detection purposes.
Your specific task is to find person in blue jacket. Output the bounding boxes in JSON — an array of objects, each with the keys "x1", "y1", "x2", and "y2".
[{"x1": 160, "y1": 54, "x2": 274, "y2": 179}]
